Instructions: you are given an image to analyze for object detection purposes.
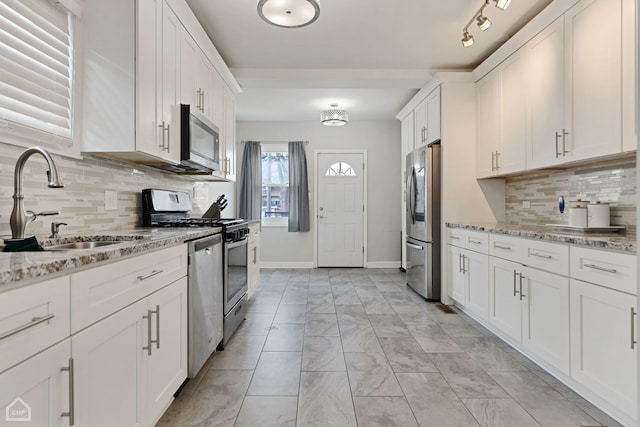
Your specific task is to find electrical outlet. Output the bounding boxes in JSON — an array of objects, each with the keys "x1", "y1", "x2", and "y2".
[
  {"x1": 522, "y1": 200, "x2": 531, "y2": 209},
  {"x1": 105, "y1": 191, "x2": 118, "y2": 210}
]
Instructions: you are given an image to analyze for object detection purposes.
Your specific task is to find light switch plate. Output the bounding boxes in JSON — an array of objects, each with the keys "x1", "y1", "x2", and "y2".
[
  {"x1": 522, "y1": 200, "x2": 531, "y2": 209},
  {"x1": 105, "y1": 191, "x2": 118, "y2": 210}
]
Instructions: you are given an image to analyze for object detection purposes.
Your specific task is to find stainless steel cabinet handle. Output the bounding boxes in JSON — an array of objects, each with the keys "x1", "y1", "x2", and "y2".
[
  {"x1": 407, "y1": 242, "x2": 424, "y2": 251},
  {"x1": 143, "y1": 310, "x2": 153, "y2": 356},
  {"x1": 494, "y1": 151, "x2": 500, "y2": 170},
  {"x1": 462, "y1": 255, "x2": 467, "y2": 274},
  {"x1": 631, "y1": 307, "x2": 637, "y2": 350},
  {"x1": 494, "y1": 244, "x2": 511, "y2": 250},
  {"x1": 137, "y1": 269, "x2": 163, "y2": 281},
  {"x1": 519, "y1": 273, "x2": 526, "y2": 300},
  {"x1": 469, "y1": 239, "x2": 483, "y2": 245},
  {"x1": 151, "y1": 305, "x2": 160, "y2": 350},
  {"x1": 0, "y1": 313, "x2": 54, "y2": 342},
  {"x1": 196, "y1": 89, "x2": 201, "y2": 110},
  {"x1": 158, "y1": 122, "x2": 165, "y2": 149},
  {"x1": 529, "y1": 252, "x2": 552, "y2": 259},
  {"x1": 584, "y1": 263, "x2": 617, "y2": 274},
  {"x1": 513, "y1": 270, "x2": 519, "y2": 296},
  {"x1": 166, "y1": 124, "x2": 171, "y2": 152},
  {"x1": 459, "y1": 253, "x2": 463, "y2": 273},
  {"x1": 253, "y1": 247, "x2": 257, "y2": 264},
  {"x1": 61, "y1": 357, "x2": 75, "y2": 425},
  {"x1": 562, "y1": 129, "x2": 569, "y2": 155},
  {"x1": 450, "y1": 236, "x2": 460, "y2": 240},
  {"x1": 491, "y1": 152, "x2": 495, "y2": 171},
  {"x1": 555, "y1": 131, "x2": 562, "y2": 158}
]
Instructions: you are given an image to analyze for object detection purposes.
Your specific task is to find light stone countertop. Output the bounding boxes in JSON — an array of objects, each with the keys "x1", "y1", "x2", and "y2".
[
  {"x1": 446, "y1": 222, "x2": 636, "y2": 254},
  {"x1": 0, "y1": 227, "x2": 221, "y2": 292}
]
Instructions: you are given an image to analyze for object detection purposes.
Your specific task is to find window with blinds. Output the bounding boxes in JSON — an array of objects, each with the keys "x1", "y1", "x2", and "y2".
[{"x1": 0, "y1": 0, "x2": 75, "y2": 148}]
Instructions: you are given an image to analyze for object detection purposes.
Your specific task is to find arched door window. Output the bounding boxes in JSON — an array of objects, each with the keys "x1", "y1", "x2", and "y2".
[{"x1": 325, "y1": 162, "x2": 356, "y2": 177}]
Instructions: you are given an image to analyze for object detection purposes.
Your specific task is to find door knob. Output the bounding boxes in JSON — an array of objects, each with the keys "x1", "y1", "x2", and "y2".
[{"x1": 319, "y1": 215, "x2": 324, "y2": 219}]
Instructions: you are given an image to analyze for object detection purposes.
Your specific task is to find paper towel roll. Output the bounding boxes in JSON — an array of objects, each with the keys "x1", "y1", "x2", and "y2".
[{"x1": 588, "y1": 202, "x2": 610, "y2": 227}]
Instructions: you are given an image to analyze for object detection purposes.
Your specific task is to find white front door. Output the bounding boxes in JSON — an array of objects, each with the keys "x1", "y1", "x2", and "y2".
[{"x1": 317, "y1": 153, "x2": 365, "y2": 267}]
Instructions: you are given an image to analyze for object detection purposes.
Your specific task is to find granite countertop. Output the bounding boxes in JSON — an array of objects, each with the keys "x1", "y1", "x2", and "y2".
[
  {"x1": 446, "y1": 222, "x2": 636, "y2": 253},
  {"x1": 0, "y1": 227, "x2": 221, "y2": 292}
]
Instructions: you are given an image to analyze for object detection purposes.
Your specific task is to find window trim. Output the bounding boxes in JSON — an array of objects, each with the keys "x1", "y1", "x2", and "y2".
[
  {"x1": 261, "y1": 143, "x2": 289, "y2": 227},
  {"x1": 0, "y1": 0, "x2": 83, "y2": 159}
]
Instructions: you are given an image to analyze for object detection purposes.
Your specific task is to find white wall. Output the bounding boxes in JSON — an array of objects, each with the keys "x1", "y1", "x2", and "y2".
[{"x1": 236, "y1": 120, "x2": 402, "y2": 268}]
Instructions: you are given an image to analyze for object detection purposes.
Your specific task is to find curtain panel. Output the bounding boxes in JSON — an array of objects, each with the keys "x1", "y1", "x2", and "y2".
[
  {"x1": 239, "y1": 141, "x2": 262, "y2": 221},
  {"x1": 288, "y1": 141, "x2": 310, "y2": 232}
]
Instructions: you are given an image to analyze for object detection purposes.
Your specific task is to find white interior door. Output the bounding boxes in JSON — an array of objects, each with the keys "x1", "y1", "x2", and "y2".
[{"x1": 317, "y1": 153, "x2": 364, "y2": 267}]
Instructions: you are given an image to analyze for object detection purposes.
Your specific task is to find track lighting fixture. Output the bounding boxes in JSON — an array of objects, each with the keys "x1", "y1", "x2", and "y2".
[{"x1": 461, "y1": 0, "x2": 510, "y2": 48}]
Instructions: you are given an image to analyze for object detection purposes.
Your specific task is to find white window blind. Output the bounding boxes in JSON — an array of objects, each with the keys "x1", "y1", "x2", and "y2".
[{"x1": 0, "y1": 0, "x2": 74, "y2": 146}]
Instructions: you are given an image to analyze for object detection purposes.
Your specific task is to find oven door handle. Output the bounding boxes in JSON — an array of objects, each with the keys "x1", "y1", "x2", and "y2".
[{"x1": 226, "y1": 238, "x2": 248, "y2": 249}]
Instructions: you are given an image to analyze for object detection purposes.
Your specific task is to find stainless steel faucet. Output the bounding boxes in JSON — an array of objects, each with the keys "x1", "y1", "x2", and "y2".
[{"x1": 8, "y1": 147, "x2": 64, "y2": 240}]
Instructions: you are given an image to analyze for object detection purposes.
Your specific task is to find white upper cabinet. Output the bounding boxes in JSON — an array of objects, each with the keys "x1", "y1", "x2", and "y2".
[
  {"x1": 413, "y1": 99, "x2": 427, "y2": 149},
  {"x1": 476, "y1": 0, "x2": 636, "y2": 177},
  {"x1": 564, "y1": 0, "x2": 624, "y2": 161},
  {"x1": 476, "y1": 52, "x2": 526, "y2": 178},
  {"x1": 413, "y1": 87, "x2": 441, "y2": 149},
  {"x1": 526, "y1": 17, "x2": 565, "y2": 169}
]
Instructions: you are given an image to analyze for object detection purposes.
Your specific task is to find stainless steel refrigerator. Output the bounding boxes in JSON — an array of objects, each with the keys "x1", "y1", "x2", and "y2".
[{"x1": 405, "y1": 141, "x2": 441, "y2": 301}]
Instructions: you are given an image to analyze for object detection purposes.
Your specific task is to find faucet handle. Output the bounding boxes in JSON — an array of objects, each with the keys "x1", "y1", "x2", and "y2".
[
  {"x1": 50, "y1": 222, "x2": 68, "y2": 238},
  {"x1": 37, "y1": 210, "x2": 60, "y2": 216}
]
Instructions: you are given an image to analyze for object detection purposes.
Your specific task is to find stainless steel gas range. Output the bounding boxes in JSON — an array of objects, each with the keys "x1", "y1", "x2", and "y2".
[{"x1": 142, "y1": 189, "x2": 249, "y2": 376}]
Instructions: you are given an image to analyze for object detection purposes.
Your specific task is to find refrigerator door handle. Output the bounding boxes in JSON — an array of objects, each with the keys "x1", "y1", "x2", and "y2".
[
  {"x1": 407, "y1": 242, "x2": 424, "y2": 251},
  {"x1": 408, "y1": 167, "x2": 416, "y2": 224}
]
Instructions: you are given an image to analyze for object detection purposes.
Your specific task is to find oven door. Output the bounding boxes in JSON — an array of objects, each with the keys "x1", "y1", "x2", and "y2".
[{"x1": 224, "y1": 238, "x2": 248, "y2": 314}]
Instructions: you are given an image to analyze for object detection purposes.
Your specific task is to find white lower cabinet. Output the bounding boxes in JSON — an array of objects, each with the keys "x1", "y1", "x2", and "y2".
[
  {"x1": 0, "y1": 339, "x2": 71, "y2": 427},
  {"x1": 247, "y1": 225, "x2": 260, "y2": 299},
  {"x1": 489, "y1": 257, "x2": 570, "y2": 375},
  {"x1": 73, "y1": 278, "x2": 187, "y2": 427},
  {"x1": 570, "y1": 279, "x2": 637, "y2": 424},
  {"x1": 448, "y1": 237, "x2": 489, "y2": 321},
  {"x1": 448, "y1": 244, "x2": 466, "y2": 304}
]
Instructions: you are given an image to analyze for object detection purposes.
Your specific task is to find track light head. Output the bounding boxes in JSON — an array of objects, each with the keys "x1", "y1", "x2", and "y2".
[
  {"x1": 476, "y1": 15, "x2": 491, "y2": 31},
  {"x1": 494, "y1": 0, "x2": 511, "y2": 10},
  {"x1": 461, "y1": 31, "x2": 474, "y2": 48}
]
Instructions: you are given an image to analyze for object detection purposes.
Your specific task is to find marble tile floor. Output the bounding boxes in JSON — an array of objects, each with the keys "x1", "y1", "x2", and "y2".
[{"x1": 157, "y1": 268, "x2": 622, "y2": 427}]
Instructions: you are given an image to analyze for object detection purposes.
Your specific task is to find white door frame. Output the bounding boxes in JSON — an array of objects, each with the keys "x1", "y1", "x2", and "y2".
[{"x1": 313, "y1": 150, "x2": 368, "y2": 268}]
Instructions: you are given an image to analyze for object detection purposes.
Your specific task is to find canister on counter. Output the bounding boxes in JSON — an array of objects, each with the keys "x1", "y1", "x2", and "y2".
[
  {"x1": 568, "y1": 205, "x2": 588, "y2": 227},
  {"x1": 587, "y1": 202, "x2": 610, "y2": 227}
]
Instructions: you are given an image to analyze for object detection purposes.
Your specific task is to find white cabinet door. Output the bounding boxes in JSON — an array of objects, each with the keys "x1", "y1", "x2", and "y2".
[
  {"x1": 521, "y1": 267, "x2": 570, "y2": 374},
  {"x1": 489, "y1": 257, "x2": 522, "y2": 342},
  {"x1": 570, "y1": 279, "x2": 637, "y2": 422},
  {"x1": 0, "y1": 340, "x2": 70, "y2": 427},
  {"x1": 465, "y1": 250, "x2": 489, "y2": 321},
  {"x1": 196, "y1": 54, "x2": 215, "y2": 121},
  {"x1": 158, "y1": 0, "x2": 181, "y2": 164},
  {"x1": 211, "y1": 72, "x2": 226, "y2": 180},
  {"x1": 498, "y1": 51, "x2": 527, "y2": 175},
  {"x1": 179, "y1": 29, "x2": 198, "y2": 107},
  {"x1": 413, "y1": 99, "x2": 427, "y2": 149},
  {"x1": 476, "y1": 72, "x2": 500, "y2": 178},
  {"x1": 564, "y1": 0, "x2": 622, "y2": 161},
  {"x1": 425, "y1": 87, "x2": 440, "y2": 144},
  {"x1": 73, "y1": 300, "x2": 147, "y2": 427},
  {"x1": 247, "y1": 237, "x2": 259, "y2": 299},
  {"x1": 448, "y1": 245, "x2": 466, "y2": 304},
  {"x1": 526, "y1": 17, "x2": 565, "y2": 169},
  {"x1": 146, "y1": 278, "x2": 188, "y2": 426}
]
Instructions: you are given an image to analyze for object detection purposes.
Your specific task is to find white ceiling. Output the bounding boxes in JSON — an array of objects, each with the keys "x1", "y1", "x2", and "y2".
[{"x1": 186, "y1": 0, "x2": 553, "y2": 121}]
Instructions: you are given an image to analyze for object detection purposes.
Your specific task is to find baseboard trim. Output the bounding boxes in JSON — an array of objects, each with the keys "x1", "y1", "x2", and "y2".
[
  {"x1": 261, "y1": 262, "x2": 315, "y2": 269},
  {"x1": 366, "y1": 261, "x2": 402, "y2": 269}
]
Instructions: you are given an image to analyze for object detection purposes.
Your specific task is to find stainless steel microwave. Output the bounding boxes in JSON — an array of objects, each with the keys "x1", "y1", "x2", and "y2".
[{"x1": 154, "y1": 104, "x2": 220, "y2": 174}]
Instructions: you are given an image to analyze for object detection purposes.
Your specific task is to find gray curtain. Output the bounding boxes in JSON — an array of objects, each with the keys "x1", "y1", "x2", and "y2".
[
  {"x1": 288, "y1": 141, "x2": 310, "y2": 232},
  {"x1": 239, "y1": 141, "x2": 262, "y2": 220}
]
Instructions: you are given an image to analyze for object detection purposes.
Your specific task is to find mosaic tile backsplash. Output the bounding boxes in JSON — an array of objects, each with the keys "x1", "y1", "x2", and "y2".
[
  {"x1": 505, "y1": 157, "x2": 637, "y2": 231},
  {"x1": 0, "y1": 143, "x2": 208, "y2": 240}
]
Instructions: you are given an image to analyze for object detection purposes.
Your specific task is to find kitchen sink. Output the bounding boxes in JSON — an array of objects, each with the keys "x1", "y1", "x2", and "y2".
[{"x1": 45, "y1": 241, "x2": 124, "y2": 251}]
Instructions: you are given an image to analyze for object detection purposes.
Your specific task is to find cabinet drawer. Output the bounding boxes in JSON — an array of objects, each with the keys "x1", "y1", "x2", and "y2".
[
  {"x1": 71, "y1": 244, "x2": 188, "y2": 333},
  {"x1": 489, "y1": 234, "x2": 526, "y2": 261},
  {"x1": 448, "y1": 228, "x2": 488, "y2": 253},
  {"x1": 521, "y1": 240, "x2": 569, "y2": 276},
  {"x1": 0, "y1": 276, "x2": 70, "y2": 374},
  {"x1": 570, "y1": 247, "x2": 636, "y2": 295}
]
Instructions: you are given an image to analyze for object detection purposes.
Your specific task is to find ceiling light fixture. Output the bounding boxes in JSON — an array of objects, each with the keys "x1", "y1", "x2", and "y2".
[
  {"x1": 461, "y1": 0, "x2": 508, "y2": 48},
  {"x1": 257, "y1": 0, "x2": 320, "y2": 28},
  {"x1": 321, "y1": 104, "x2": 348, "y2": 126}
]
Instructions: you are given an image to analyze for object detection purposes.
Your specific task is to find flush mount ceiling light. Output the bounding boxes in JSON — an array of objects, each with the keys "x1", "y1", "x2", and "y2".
[
  {"x1": 257, "y1": 0, "x2": 320, "y2": 28},
  {"x1": 461, "y1": 0, "x2": 510, "y2": 47},
  {"x1": 321, "y1": 104, "x2": 348, "y2": 126}
]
